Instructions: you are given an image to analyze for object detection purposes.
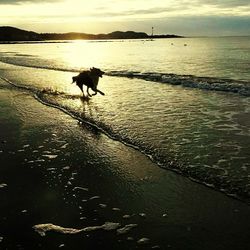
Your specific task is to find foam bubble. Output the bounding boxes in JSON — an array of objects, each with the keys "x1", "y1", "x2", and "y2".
[
  {"x1": 73, "y1": 187, "x2": 89, "y2": 192},
  {"x1": 117, "y1": 224, "x2": 137, "y2": 235},
  {"x1": 137, "y1": 238, "x2": 150, "y2": 245},
  {"x1": 42, "y1": 154, "x2": 58, "y2": 159},
  {"x1": 33, "y1": 222, "x2": 121, "y2": 236},
  {"x1": 33, "y1": 223, "x2": 83, "y2": 236}
]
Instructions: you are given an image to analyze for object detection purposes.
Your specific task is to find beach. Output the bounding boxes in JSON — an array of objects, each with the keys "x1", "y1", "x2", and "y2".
[
  {"x1": 0, "y1": 38, "x2": 250, "y2": 249},
  {"x1": 0, "y1": 77, "x2": 250, "y2": 249}
]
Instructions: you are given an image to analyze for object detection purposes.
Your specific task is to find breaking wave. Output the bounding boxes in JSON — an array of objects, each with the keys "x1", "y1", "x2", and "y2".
[
  {"x1": 108, "y1": 71, "x2": 250, "y2": 96},
  {"x1": 0, "y1": 55, "x2": 249, "y2": 96}
]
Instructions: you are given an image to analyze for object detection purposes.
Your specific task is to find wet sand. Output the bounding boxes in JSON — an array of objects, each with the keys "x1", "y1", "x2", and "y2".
[{"x1": 0, "y1": 81, "x2": 250, "y2": 249}]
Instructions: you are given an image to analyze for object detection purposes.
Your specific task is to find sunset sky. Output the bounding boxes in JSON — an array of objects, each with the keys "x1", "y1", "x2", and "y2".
[{"x1": 0, "y1": 0, "x2": 250, "y2": 36}]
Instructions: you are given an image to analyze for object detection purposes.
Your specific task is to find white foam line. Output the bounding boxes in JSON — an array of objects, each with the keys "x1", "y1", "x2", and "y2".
[{"x1": 33, "y1": 222, "x2": 121, "y2": 237}]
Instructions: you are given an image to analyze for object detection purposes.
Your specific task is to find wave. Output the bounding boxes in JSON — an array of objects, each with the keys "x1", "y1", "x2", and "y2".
[
  {"x1": 108, "y1": 71, "x2": 250, "y2": 96},
  {"x1": 0, "y1": 55, "x2": 80, "y2": 73},
  {"x1": 0, "y1": 54, "x2": 250, "y2": 97}
]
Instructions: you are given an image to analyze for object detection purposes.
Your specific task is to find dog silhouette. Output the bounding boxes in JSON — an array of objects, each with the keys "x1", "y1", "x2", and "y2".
[{"x1": 72, "y1": 67, "x2": 105, "y2": 97}]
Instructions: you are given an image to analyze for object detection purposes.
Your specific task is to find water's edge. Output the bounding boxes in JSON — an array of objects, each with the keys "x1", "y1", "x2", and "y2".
[{"x1": 1, "y1": 76, "x2": 248, "y2": 205}]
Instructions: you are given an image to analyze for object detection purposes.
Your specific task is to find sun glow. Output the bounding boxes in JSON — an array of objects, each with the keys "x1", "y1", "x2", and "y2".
[{"x1": 60, "y1": 41, "x2": 109, "y2": 70}]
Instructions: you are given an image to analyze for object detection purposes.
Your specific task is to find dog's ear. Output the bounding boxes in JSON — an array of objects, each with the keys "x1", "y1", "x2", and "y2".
[{"x1": 72, "y1": 76, "x2": 76, "y2": 83}]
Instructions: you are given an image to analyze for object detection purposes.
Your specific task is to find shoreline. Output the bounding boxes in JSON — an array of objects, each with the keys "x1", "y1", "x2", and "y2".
[
  {"x1": 0, "y1": 37, "x2": 182, "y2": 45},
  {"x1": 3, "y1": 72, "x2": 249, "y2": 205},
  {"x1": 0, "y1": 80, "x2": 250, "y2": 249}
]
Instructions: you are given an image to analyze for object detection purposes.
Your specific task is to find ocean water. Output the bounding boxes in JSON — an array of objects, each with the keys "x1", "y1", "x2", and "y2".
[{"x1": 0, "y1": 37, "x2": 250, "y2": 203}]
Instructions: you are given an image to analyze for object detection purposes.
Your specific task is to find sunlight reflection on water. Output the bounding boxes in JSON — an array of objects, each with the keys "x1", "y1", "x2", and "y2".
[{"x1": 1, "y1": 37, "x2": 250, "y2": 80}]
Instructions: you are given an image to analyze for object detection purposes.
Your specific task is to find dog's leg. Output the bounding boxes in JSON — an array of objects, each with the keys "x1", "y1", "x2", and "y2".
[
  {"x1": 77, "y1": 82, "x2": 84, "y2": 95},
  {"x1": 96, "y1": 89, "x2": 105, "y2": 95},
  {"x1": 79, "y1": 85, "x2": 86, "y2": 97},
  {"x1": 91, "y1": 88, "x2": 104, "y2": 96},
  {"x1": 87, "y1": 87, "x2": 92, "y2": 97}
]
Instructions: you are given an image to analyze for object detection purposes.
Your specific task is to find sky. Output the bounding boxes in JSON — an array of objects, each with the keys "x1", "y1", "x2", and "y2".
[{"x1": 0, "y1": 0, "x2": 250, "y2": 36}]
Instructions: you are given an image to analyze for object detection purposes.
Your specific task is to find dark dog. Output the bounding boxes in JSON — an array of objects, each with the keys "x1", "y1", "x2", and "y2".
[{"x1": 72, "y1": 67, "x2": 105, "y2": 97}]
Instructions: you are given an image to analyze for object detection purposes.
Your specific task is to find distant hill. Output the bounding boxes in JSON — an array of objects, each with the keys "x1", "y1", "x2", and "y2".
[
  {"x1": 0, "y1": 26, "x2": 41, "y2": 41},
  {"x1": 0, "y1": 26, "x2": 183, "y2": 41},
  {"x1": 40, "y1": 31, "x2": 150, "y2": 40}
]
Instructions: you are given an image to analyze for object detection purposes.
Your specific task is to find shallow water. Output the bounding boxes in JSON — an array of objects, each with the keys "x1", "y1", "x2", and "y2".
[
  {"x1": 0, "y1": 86, "x2": 250, "y2": 250},
  {"x1": 1, "y1": 37, "x2": 250, "y2": 81},
  {"x1": 0, "y1": 37, "x2": 250, "y2": 203}
]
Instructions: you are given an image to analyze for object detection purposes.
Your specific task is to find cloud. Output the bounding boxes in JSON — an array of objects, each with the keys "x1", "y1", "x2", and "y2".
[
  {"x1": 0, "y1": 0, "x2": 249, "y2": 35},
  {"x1": 0, "y1": 0, "x2": 61, "y2": 4},
  {"x1": 94, "y1": 0, "x2": 250, "y2": 19},
  {"x1": 93, "y1": 6, "x2": 186, "y2": 18},
  {"x1": 147, "y1": 15, "x2": 250, "y2": 36},
  {"x1": 195, "y1": 0, "x2": 250, "y2": 7}
]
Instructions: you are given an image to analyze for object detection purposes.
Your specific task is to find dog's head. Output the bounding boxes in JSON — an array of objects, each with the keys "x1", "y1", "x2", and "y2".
[
  {"x1": 90, "y1": 67, "x2": 105, "y2": 78},
  {"x1": 72, "y1": 76, "x2": 77, "y2": 83}
]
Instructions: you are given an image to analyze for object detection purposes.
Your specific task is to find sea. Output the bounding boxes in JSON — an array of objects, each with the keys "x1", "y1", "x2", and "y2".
[{"x1": 0, "y1": 36, "x2": 250, "y2": 204}]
